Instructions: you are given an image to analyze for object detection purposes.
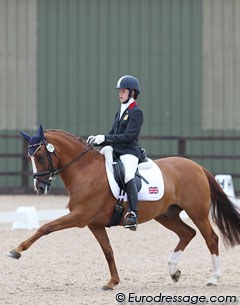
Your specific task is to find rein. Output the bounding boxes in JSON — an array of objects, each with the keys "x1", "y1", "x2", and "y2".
[
  {"x1": 53, "y1": 145, "x2": 93, "y2": 177},
  {"x1": 31, "y1": 142, "x2": 93, "y2": 181}
]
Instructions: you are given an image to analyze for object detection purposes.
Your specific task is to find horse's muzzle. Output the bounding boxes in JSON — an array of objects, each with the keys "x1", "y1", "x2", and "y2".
[{"x1": 35, "y1": 179, "x2": 51, "y2": 195}]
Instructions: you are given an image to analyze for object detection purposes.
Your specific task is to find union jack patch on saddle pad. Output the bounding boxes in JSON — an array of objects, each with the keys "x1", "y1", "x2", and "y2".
[{"x1": 148, "y1": 187, "x2": 159, "y2": 194}]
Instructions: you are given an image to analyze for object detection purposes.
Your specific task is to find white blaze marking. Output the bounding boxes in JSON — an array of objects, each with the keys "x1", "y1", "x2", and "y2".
[{"x1": 30, "y1": 157, "x2": 38, "y2": 192}]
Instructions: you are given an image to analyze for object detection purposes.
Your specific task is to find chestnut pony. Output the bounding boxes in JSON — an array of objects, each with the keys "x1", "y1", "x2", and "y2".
[{"x1": 8, "y1": 126, "x2": 240, "y2": 289}]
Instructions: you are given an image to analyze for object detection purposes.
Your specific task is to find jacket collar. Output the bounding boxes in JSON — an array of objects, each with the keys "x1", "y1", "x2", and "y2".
[{"x1": 119, "y1": 98, "x2": 136, "y2": 119}]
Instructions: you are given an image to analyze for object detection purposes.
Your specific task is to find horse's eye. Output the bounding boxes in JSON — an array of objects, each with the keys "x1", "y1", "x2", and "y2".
[{"x1": 36, "y1": 155, "x2": 45, "y2": 165}]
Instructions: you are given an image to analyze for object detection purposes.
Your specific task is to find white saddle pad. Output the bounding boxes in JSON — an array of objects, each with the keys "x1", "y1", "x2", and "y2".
[{"x1": 100, "y1": 146, "x2": 164, "y2": 201}]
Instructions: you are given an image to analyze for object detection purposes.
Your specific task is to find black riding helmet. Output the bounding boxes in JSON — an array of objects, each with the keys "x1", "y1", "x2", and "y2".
[{"x1": 115, "y1": 75, "x2": 141, "y2": 97}]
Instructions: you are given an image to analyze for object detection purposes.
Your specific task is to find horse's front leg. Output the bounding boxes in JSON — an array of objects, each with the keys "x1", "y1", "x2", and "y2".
[
  {"x1": 7, "y1": 211, "x2": 83, "y2": 259},
  {"x1": 88, "y1": 225, "x2": 120, "y2": 290}
]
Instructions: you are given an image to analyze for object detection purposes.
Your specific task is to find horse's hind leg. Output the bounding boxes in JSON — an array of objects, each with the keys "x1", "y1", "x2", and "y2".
[
  {"x1": 190, "y1": 216, "x2": 221, "y2": 286},
  {"x1": 88, "y1": 225, "x2": 120, "y2": 290},
  {"x1": 155, "y1": 205, "x2": 196, "y2": 283}
]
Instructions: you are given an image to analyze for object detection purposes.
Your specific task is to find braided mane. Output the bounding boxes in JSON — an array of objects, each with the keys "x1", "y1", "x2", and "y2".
[
  {"x1": 44, "y1": 129, "x2": 102, "y2": 159},
  {"x1": 45, "y1": 129, "x2": 87, "y2": 145}
]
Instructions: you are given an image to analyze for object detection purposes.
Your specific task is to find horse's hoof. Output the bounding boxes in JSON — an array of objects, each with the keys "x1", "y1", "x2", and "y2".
[
  {"x1": 7, "y1": 250, "x2": 21, "y2": 259},
  {"x1": 206, "y1": 281, "x2": 217, "y2": 286},
  {"x1": 102, "y1": 285, "x2": 113, "y2": 291},
  {"x1": 171, "y1": 270, "x2": 181, "y2": 282},
  {"x1": 206, "y1": 278, "x2": 218, "y2": 286}
]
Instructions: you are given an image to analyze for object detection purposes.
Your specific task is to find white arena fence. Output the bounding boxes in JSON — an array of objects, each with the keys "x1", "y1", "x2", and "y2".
[{"x1": 0, "y1": 207, "x2": 68, "y2": 230}]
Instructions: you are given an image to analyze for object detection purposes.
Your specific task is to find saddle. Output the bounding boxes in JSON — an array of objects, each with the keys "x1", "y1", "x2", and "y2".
[
  {"x1": 112, "y1": 159, "x2": 148, "y2": 192},
  {"x1": 112, "y1": 148, "x2": 148, "y2": 189},
  {"x1": 100, "y1": 145, "x2": 164, "y2": 227},
  {"x1": 106, "y1": 150, "x2": 149, "y2": 227}
]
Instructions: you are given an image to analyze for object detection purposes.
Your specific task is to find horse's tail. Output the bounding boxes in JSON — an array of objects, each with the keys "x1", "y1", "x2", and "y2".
[{"x1": 202, "y1": 167, "x2": 240, "y2": 248}]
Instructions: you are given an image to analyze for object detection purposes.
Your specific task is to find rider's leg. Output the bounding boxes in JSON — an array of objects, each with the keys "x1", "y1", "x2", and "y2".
[
  {"x1": 124, "y1": 178, "x2": 138, "y2": 227},
  {"x1": 120, "y1": 154, "x2": 139, "y2": 230}
]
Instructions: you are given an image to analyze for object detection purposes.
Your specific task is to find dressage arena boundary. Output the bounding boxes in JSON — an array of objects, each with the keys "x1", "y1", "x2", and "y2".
[
  {"x1": 0, "y1": 202, "x2": 239, "y2": 230},
  {"x1": 0, "y1": 206, "x2": 187, "y2": 230},
  {"x1": 0, "y1": 207, "x2": 68, "y2": 230}
]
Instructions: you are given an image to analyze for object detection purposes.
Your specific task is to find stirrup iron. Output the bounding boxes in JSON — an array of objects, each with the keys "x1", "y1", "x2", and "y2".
[{"x1": 123, "y1": 211, "x2": 138, "y2": 230}]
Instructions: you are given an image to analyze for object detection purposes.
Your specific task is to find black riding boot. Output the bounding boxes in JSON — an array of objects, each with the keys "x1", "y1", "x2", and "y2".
[{"x1": 123, "y1": 179, "x2": 138, "y2": 231}]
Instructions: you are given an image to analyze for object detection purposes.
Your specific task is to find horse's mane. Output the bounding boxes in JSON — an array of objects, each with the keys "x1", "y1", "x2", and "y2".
[
  {"x1": 45, "y1": 129, "x2": 102, "y2": 159},
  {"x1": 45, "y1": 129, "x2": 87, "y2": 146}
]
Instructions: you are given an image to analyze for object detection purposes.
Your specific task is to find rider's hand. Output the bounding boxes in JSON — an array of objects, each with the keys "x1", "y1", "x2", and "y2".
[
  {"x1": 87, "y1": 135, "x2": 95, "y2": 144},
  {"x1": 93, "y1": 135, "x2": 105, "y2": 145}
]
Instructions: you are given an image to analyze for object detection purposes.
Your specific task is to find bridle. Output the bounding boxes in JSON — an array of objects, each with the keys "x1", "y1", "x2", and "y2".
[{"x1": 29, "y1": 141, "x2": 93, "y2": 185}]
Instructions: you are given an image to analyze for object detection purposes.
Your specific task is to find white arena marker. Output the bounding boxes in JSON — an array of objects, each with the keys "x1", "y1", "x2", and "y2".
[
  {"x1": 215, "y1": 174, "x2": 235, "y2": 198},
  {"x1": 11, "y1": 206, "x2": 40, "y2": 230}
]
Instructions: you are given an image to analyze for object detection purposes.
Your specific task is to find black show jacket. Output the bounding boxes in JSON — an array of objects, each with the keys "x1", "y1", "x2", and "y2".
[{"x1": 104, "y1": 101, "x2": 143, "y2": 159}]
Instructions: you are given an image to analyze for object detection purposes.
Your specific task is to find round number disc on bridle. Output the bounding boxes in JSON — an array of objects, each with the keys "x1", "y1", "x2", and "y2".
[{"x1": 46, "y1": 143, "x2": 55, "y2": 153}]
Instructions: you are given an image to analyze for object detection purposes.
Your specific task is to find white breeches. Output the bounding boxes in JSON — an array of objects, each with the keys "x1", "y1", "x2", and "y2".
[{"x1": 119, "y1": 154, "x2": 139, "y2": 183}]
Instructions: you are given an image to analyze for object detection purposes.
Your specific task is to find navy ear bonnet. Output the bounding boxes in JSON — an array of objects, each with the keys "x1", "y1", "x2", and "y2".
[{"x1": 19, "y1": 125, "x2": 46, "y2": 156}]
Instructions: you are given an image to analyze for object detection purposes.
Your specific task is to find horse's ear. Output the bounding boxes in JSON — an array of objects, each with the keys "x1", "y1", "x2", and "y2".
[
  {"x1": 37, "y1": 124, "x2": 44, "y2": 140},
  {"x1": 19, "y1": 130, "x2": 31, "y2": 143}
]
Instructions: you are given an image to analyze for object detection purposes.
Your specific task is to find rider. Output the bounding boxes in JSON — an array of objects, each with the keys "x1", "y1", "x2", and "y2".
[{"x1": 87, "y1": 75, "x2": 144, "y2": 230}]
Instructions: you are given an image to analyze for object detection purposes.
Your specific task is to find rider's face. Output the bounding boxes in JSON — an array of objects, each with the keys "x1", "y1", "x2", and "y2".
[{"x1": 118, "y1": 88, "x2": 129, "y2": 103}]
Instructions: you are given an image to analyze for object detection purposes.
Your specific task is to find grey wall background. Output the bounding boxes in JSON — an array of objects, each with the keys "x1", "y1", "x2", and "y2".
[
  {"x1": 0, "y1": 0, "x2": 240, "y2": 190},
  {"x1": 0, "y1": 0, "x2": 37, "y2": 130},
  {"x1": 202, "y1": 0, "x2": 240, "y2": 131}
]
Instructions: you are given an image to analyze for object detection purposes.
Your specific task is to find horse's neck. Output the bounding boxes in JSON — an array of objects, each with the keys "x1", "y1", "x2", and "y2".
[
  {"x1": 57, "y1": 143, "x2": 104, "y2": 192},
  {"x1": 61, "y1": 150, "x2": 106, "y2": 197},
  {"x1": 46, "y1": 131, "x2": 107, "y2": 196}
]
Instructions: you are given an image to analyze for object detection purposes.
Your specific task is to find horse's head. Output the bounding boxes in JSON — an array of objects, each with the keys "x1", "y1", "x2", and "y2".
[{"x1": 20, "y1": 125, "x2": 59, "y2": 195}]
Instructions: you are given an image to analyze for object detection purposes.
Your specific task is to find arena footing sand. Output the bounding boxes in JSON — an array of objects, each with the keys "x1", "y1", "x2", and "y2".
[{"x1": 0, "y1": 195, "x2": 239, "y2": 305}]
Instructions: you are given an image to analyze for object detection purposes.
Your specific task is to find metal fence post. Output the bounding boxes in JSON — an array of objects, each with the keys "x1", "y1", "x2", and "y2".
[{"x1": 178, "y1": 138, "x2": 186, "y2": 156}]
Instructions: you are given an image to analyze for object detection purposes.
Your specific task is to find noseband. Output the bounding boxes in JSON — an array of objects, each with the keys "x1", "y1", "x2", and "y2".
[{"x1": 29, "y1": 141, "x2": 92, "y2": 184}]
